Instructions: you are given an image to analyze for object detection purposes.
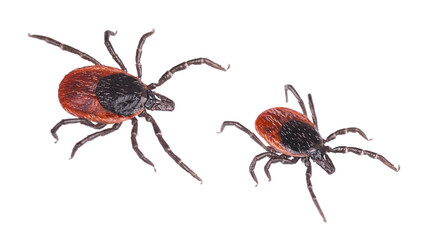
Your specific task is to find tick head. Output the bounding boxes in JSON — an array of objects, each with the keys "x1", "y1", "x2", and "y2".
[
  {"x1": 142, "y1": 90, "x2": 175, "y2": 111},
  {"x1": 310, "y1": 147, "x2": 335, "y2": 175}
]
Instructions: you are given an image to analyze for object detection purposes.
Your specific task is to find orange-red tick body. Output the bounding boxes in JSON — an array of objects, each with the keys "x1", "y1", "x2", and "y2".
[
  {"x1": 59, "y1": 65, "x2": 146, "y2": 124},
  {"x1": 255, "y1": 107, "x2": 323, "y2": 158}
]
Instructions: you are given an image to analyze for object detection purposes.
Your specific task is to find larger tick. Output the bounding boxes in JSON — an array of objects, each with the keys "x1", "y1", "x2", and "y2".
[
  {"x1": 219, "y1": 84, "x2": 399, "y2": 221},
  {"x1": 29, "y1": 30, "x2": 229, "y2": 183}
]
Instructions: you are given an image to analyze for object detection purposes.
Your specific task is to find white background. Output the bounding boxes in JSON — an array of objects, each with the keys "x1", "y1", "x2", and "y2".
[{"x1": 1, "y1": 0, "x2": 437, "y2": 239}]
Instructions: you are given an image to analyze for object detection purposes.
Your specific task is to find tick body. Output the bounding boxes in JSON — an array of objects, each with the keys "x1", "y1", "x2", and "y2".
[
  {"x1": 59, "y1": 65, "x2": 146, "y2": 124},
  {"x1": 255, "y1": 107, "x2": 321, "y2": 158},
  {"x1": 29, "y1": 30, "x2": 229, "y2": 183},
  {"x1": 219, "y1": 84, "x2": 399, "y2": 222}
]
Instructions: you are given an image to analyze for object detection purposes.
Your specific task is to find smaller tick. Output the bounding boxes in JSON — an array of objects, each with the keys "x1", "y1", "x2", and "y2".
[{"x1": 219, "y1": 84, "x2": 399, "y2": 222}]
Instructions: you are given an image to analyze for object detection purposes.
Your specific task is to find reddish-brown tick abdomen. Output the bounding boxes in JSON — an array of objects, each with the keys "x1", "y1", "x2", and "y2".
[
  {"x1": 255, "y1": 107, "x2": 318, "y2": 157},
  {"x1": 59, "y1": 65, "x2": 146, "y2": 124}
]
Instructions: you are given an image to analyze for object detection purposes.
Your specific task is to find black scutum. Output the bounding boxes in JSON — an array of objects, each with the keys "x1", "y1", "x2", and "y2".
[
  {"x1": 279, "y1": 120, "x2": 323, "y2": 154},
  {"x1": 96, "y1": 74, "x2": 146, "y2": 116}
]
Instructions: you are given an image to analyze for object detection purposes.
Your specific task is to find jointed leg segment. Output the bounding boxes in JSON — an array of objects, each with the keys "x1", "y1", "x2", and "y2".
[
  {"x1": 135, "y1": 30, "x2": 155, "y2": 79},
  {"x1": 263, "y1": 156, "x2": 300, "y2": 182},
  {"x1": 285, "y1": 84, "x2": 307, "y2": 116},
  {"x1": 249, "y1": 152, "x2": 280, "y2": 185},
  {"x1": 218, "y1": 121, "x2": 271, "y2": 152},
  {"x1": 140, "y1": 111, "x2": 202, "y2": 183},
  {"x1": 104, "y1": 30, "x2": 127, "y2": 72},
  {"x1": 28, "y1": 33, "x2": 101, "y2": 65},
  {"x1": 70, "y1": 123, "x2": 122, "y2": 159},
  {"x1": 325, "y1": 127, "x2": 370, "y2": 142},
  {"x1": 51, "y1": 118, "x2": 106, "y2": 142},
  {"x1": 308, "y1": 94, "x2": 318, "y2": 129},
  {"x1": 148, "y1": 58, "x2": 229, "y2": 90},
  {"x1": 305, "y1": 160, "x2": 327, "y2": 222},
  {"x1": 328, "y1": 146, "x2": 400, "y2": 172},
  {"x1": 285, "y1": 85, "x2": 319, "y2": 128},
  {"x1": 131, "y1": 117, "x2": 156, "y2": 170}
]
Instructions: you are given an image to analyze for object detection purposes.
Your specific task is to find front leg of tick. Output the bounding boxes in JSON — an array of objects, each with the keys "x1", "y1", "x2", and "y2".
[
  {"x1": 327, "y1": 146, "x2": 400, "y2": 172},
  {"x1": 148, "y1": 58, "x2": 229, "y2": 90}
]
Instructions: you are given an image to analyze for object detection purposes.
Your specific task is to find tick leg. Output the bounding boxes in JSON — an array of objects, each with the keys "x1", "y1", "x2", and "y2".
[
  {"x1": 148, "y1": 58, "x2": 229, "y2": 90},
  {"x1": 140, "y1": 111, "x2": 202, "y2": 183},
  {"x1": 304, "y1": 160, "x2": 327, "y2": 222},
  {"x1": 104, "y1": 30, "x2": 127, "y2": 71},
  {"x1": 135, "y1": 30, "x2": 155, "y2": 79},
  {"x1": 28, "y1": 34, "x2": 101, "y2": 65},
  {"x1": 284, "y1": 84, "x2": 307, "y2": 117},
  {"x1": 308, "y1": 94, "x2": 318, "y2": 129},
  {"x1": 51, "y1": 118, "x2": 106, "y2": 143},
  {"x1": 218, "y1": 121, "x2": 272, "y2": 152},
  {"x1": 325, "y1": 128, "x2": 371, "y2": 142},
  {"x1": 328, "y1": 146, "x2": 400, "y2": 172},
  {"x1": 263, "y1": 156, "x2": 300, "y2": 181},
  {"x1": 249, "y1": 152, "x2": 279, "y2": 186},
  {"x1": 131, "y1": 117, "x2": 156, "y2": 171},
  {"x1": 70, "y1": 123, "x2": 122, "y2": 159}
]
